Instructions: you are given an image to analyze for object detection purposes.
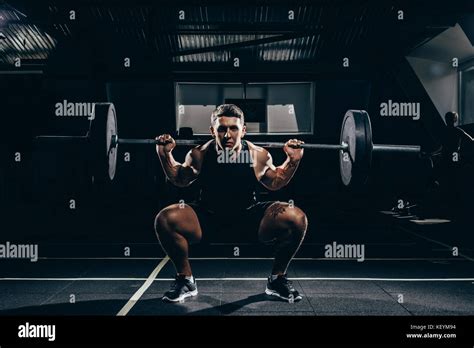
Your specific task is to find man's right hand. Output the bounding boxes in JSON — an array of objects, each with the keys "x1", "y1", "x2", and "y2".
[{"x1": 156, "y1": 134, "x2": 176, "y2": 154}]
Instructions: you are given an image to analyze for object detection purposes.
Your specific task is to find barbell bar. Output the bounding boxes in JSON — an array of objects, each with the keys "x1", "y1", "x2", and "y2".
[
  {"x1": 112, "y1": 136, "x2": 420, "y2": 153},
  {"x1": 113, "y1": 136, "x2": 349, "y2": 151},
  {"x1": 34, "y1": 103, "x2": 421, "y2": 187}
]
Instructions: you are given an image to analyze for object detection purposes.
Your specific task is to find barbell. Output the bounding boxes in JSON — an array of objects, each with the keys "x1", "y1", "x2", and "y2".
[{"x1": 35, "y1": 103, "x2": 421, "y2": 187}]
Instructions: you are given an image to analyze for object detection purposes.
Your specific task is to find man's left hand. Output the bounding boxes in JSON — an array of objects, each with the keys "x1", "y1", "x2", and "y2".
[{"x1": 283, "y1": 139, "x2": 304, "y2": 161}]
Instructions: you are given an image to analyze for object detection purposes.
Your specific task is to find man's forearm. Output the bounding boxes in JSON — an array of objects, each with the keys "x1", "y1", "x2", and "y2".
[
  {"x1": 267, "y1": 157, "x2": 300, "y2": 190},
  {"x1": 158, "y1": 151, "x2": 188, "y2": 187}
]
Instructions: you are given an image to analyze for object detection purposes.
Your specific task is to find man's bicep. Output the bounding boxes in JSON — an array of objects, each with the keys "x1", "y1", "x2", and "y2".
[
  {"x1": 259, "y1": 151, "x2": 278, "y2": 184},
  {"x1": 182, "y1": 149, "x2": 202, "y2": 176}
]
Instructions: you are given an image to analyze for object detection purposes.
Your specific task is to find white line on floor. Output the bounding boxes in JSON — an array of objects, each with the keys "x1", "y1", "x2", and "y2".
[
  {"x1": 0, "y1": 277, "x2": 473, "y2": 282},
  {"x1": 194, "y1": 277, "x2": 474, "y2": 282},
  {"x1": 116, "y1": 256, "x2": 169, "y2": 316}
]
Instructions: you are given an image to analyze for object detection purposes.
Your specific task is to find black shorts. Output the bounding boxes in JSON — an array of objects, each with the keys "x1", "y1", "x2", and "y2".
[{"x1": 187, "y1": 201, "x2": 277, "y2": 243}]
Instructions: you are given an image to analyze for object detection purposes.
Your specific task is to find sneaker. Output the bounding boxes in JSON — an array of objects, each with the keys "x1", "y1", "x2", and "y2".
[
  {"x1": 162, "y1": 275, "x2": 198, "y2": 303},
  {"x1": 265, "y1": 274, "x2": 302, "y2": 303}
]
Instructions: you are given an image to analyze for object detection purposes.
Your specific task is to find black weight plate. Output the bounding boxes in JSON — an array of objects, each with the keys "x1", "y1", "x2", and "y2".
[
  {"x1": 339, "y1": 110, "x2": 372, "y2": 187},
  {"x1": 89, "y1": 103, "x2": 118, "y2": 182}
]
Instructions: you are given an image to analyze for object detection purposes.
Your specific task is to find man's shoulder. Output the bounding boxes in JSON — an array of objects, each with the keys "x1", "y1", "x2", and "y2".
[
  {"x1": 246, "y1": 140, "x2": 269, "y2": 158},
  {"x1": 189, "y1": 139, "x2": 213, "y2": 158},
  {"x1": 245, "y1": 141, "x2": 273, "y2": 170}
]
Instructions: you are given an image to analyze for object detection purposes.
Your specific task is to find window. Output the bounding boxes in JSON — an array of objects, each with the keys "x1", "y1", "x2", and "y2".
[
  {"x1": 459, "y1": 65, "x2": 474, "y2": 125},
  {"x1": 175, "y1": 82, "x2": 314, "y2": 135}
]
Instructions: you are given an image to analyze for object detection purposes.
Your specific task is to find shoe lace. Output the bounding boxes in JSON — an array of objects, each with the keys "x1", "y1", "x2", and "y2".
[
  {"x1": 276, "y1": 275, "x2": 294, "y2": 291},
  {"x1": 170, "y1": 276, "x2": 187, "y2": 291},
  {"x1": 282, "y1": 277, "x2": 294, "y2": 289}
]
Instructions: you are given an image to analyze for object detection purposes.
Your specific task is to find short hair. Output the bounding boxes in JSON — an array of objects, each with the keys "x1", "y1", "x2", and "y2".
[
  {"x1": 445, "y1": 111, "x2": 458, "y2": 125},
  {"x1": 211, "y1": 104, "x2": 244, "y2": 125}
]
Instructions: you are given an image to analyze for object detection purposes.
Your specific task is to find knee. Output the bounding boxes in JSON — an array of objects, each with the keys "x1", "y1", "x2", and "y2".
[
  {"x1": 154, "y1": 204, "x2": 185, "y2": 235},
  {"x1": 286, "y1": 208, "x2": 308, "y2": 240},
  {"x1": 271, "y1": 202, "x2": 308, "y2": 235}
]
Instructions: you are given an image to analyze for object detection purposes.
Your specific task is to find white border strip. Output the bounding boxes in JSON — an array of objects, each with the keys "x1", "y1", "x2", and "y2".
[{"x1": 116, "y1": 256, "x2": 169, "y2": 316}]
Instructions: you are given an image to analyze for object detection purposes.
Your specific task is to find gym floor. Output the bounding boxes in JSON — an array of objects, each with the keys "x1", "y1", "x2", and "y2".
[{"x1": 1, "y1": 210, "x2": 472, "y2": 316}]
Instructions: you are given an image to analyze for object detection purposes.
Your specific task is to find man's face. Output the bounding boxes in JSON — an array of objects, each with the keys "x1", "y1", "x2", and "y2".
[{"x1": 210, "y1": 116, "x2": 246, "y2": 151}]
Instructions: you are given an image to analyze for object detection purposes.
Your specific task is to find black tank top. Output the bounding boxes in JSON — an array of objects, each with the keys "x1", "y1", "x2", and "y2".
[{"x1": 197, "y1": 140, "x2": 257, "y2": 212}]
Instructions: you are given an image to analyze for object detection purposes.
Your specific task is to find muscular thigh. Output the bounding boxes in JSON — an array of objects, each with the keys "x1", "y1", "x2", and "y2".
[
  {"x1": 185, "y1": 203, "x2": 219, "y2": 243},
  {"x1": 156, "y1": 203, "x2": 203, "y2": 244},
  {"x1": 240, "y1": 201, "x2": 281, "y2": 244},
  {"x1": 257, "y1": 201, "x2": 304, "y2": 243}
]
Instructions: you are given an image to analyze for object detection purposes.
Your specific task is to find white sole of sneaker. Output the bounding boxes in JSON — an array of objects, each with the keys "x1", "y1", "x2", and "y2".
[
  {"x1": 265, "y1": 288, "x2": 302, "y2": 303},
  {"x1": 162, "y1": 289, "x2": 198, "y2": 303}
]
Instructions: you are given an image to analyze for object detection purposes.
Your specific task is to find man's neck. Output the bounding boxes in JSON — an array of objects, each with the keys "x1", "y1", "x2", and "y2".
[{"x1": 215, "y1": 141, "x2": 243, "y2": 154}]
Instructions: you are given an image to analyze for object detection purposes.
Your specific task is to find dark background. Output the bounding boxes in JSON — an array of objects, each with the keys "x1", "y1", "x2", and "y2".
[{"x1": 1, "y1": 0, "x2": 473, "y2": 249}]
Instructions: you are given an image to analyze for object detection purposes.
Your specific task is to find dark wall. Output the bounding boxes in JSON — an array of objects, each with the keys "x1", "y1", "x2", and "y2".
[
  {"x1": 2, "y1": 75, "x2": 44, "y2": 242},
  {"x1": 366, "y1": 71, "x2": 434, "y2": 206},
  {"x1": 0, "y1": 70, "x2": 463, "y2": 243},
  {"x1": 30, "y1": 78, "x2": 175, "y2": 243}
]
